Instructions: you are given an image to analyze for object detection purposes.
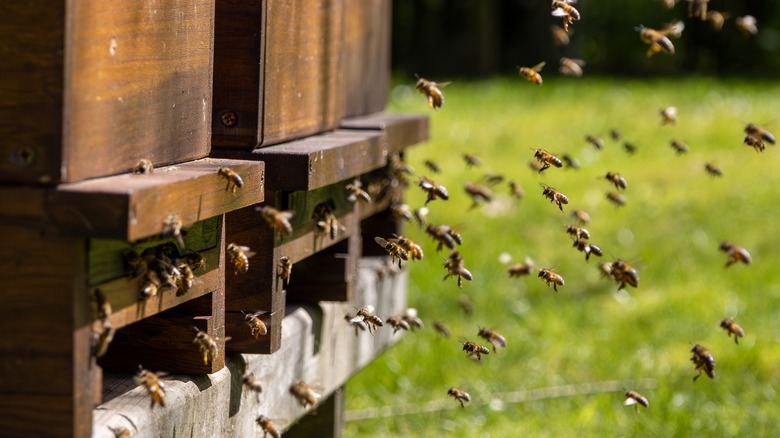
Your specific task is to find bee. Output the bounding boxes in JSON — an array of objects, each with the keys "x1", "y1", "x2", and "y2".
[
  {"x1": 559, "y1": 57, "x2": 585, "y2": 77},
  {"x1": 313, "y1": 201, "x2": 344, "y2": 240},
  {"x1": 565, "y1": 225, "x2": 590, "y2": 240},
  {"x1": 606, "y1": 191, "x2": 626, "y2": 207},
  {"x1": 518, "y1": 62, "x2": 545, "y2": 85},
  {"x1": 508, "y1": 261, "x2": 534, "y2": 277},
  {"x1": 735, "y1": 15, "x2": 758, "y2": 38},
  {"x1": 174, "y1": 260, "x2": 198, "y2": 295},
  {"x1": 433, "y1": 320, "x2": 452, "y2": 338},
  {"x1": 482, "y1": 173, "x2": 505, "y2": 186},
  {"x1": 242, "y1": 373, "x2": 264, "y2": 400},
  {"x1": 572, "y1": 239, "x2": 603, "y2": 262},
  {"x1": 418, "y1": 176, "x2": 449, "y2": 205},
  {"x1": 464, "y1": 182, "x2": 494, "y2": 209},
  {"x1": 386, "y1": 316, "x2": 411, "y2": 334},
  {"x1": 603, "y1": 172, "x2": 627, "y2": 190},
  {"x1": 124, "y1": 250, "x2": 147, "y2": 279},
  {"x1": 413, "y1": 207, "x2": 429, "y2": 228},
  {"x1": 662, "y1": 20, "x2": 685, "y2": 38},
  {"x1": 108, "y1": 426, "x2": 131, "y2": 438},
  {"x1": 184, "y1": 252, "x2": 206, "y2": 272},
  {"x1": 636, "y1": 25, "x2": 676, "y2": 56},
  {"x1": 355, "y1": 305, "x2": 384, "y2": 334},
  {"x1": 704, "y1": 163, "x2": 723, "y2": 177},
  {"x1": 444, "y1": 251, "x2": 473, "y2": 288},
  {"x1": 744, "y1": 135, "x2": 765, "y2": 152},
  {"x1": 528, "y1": 160, "x2": 545, "y2": 173},
  {"x1": 610, "y1": 259, "x2": 639, "y2": 289},
  {"x1": 744, "y1": 123, "x2": 775, "y2": 149},
  {"x1": 388, "y1": 152, "x2": 414, "y2": 175},
  {"x1": 423, "y1": 159, "x2": 441, "y2": 174},
  {"x1": 375, "y1": 236, "x2": 409, "y2": 267},
  {"x1": 257, "y1": 205, "x2": 294, "y2": 237},
  {"x1": 94, "y1": 288, "x2": 112, "y2": 319},
  {"x1": 139, "y1": 270, "x2": 161, "y2": 299},
  {"x1": 687, "y1": 0, "x2": 709, "y2": 21},
  {"x1": 289, "y1": 381, "x2": 321, "y2": 408},
  {"x1": 551, "y1": 1, "x2": 580, "y2": 32},
  {"x1": 193, "y1": 327, "x2": 219, "y2": 366},
  {"x1": 415, "y1": 75, "x2": 451, "y2": 110},
  {"x1": 134, "y1": 366, "x2": 166, "y2": 408},
  {"x1": 162, "y1": 212, "x2": 185, "y2": 249},
  {"x1": 478, "y1": 326, "x2": 507, "y2": 352},
  {"x1": 462, "y1": 153, "x2": 481, "y2": 167},
  {"x1": 256, "y1": 415, "x2": 281, "y2": 438},
  {"x1": 585, "y1": 134, "x2": 604, "y2": 150},
  {"x1": 551, "y1": 25, "x2": 570, "y2": 46},
  {"x1": 690, "y1": 344, "x2": 716, "y2": 381},
  {"x1": 660, "y1": 106, "x2": 678, "y2": 125},
  {"x1": 92, "y1": 318, "x2": 116, "y2": 358},
  {"x1": 720, "y1": 318, "x2": 745, "y2": 344},
  {"x1": 402, "y1": 308, "x2": 424, "y2": 331},
  {"x1": 540, "y1": 183, "x2": 569, "y2": 212},
  {"x1": 461, "y1": 339, "x2": 490, "y2": 362},
  {"x1": 242, "y1": 311, "x2": 270, "y2": 339},
  {"x1": 346, "y1": 179, "x2": 371, "y2": 203},
  {"x1": 657, "y1": 0, "x2": 676, "y2": 9},
  {"x1": 670, "y1": 139, "x2": 688, "y2": 155},
  {"x1": 273, "y1": 255, "x2": 292, "y2": 286},
  {"x1": 458, "y1": 295, "x2": 474, "y2": 316},
  {"x1": 719, "y1": 241, "x2": 751, "y2": 267},
  {"x1": 218, "y1": 167, "x2": 244, "y2": 194},
  {"x1": 624, "y1": 390, "x2": 650, "y2": 413},
  {"x1": 533, "y1": 149, "x2": 563, "y2": 173},
  {"x1": 509, "y1": 180, "x2": 524, "y2": 199},
  {"x1": 345, "y1": 313, "x2": 368, "y2": 336},
  {"x1": 561, "y1": 154, "x2": 580, "y2": 169},
  {"x1": 390, "y1": 203, "x2": 413, "y2": 222},
  {"x1": 610, "y1": 129, "x2": 622, "y2": 141},
  {"x1": 599, "y1": 262, "x2": 613, "y2": 278},
  {"x1": 133, "y1": 158, "x2": 154, "y2": 175},
  {"x1": 572, "y1": 209, "x2": 590, "y2": 225},
  {"x1": 623, "y1": 142, "x2": 638, "y2": 155},
  {"x1": 227, "y1": 243, "x2": 255, "y2": 275},
  {"x1": 538, "y1": 268, "x2": 564, "y2": 292},
  {"x1": 426, "y1": 223, "x2": 462, "y2": 252},
  {"x1": 392, "y1": 235, "x2": 424, "y2": 261},
  {"x1": 707, "y1": 10, "x2": 729, "y2": 31},
  {"x1": 448, "y1": 387, "x2": 471, "y2": 408}
]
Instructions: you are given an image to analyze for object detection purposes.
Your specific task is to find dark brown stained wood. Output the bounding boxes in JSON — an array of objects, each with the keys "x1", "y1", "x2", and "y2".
[
  {"x1": 62, "y1": 0, "x2": 215, "y2": 183},
  {"x1": 0, "y1": 3, "x2": 65, "y2": 184},
  {"x1": 339, "y1": 112, "x2": 430, "y2": 154},
  {"x1": 46, "y1": 159, "x2": 263, "y2": 240},
  {"x1": 286, "y1": 236, "x2": 358, "y2": 305},
  {"x1": 360, "y1": 208, "x2": 404, "y2": 257},
  {"x1": 343, "y1": 0, "x2": 391, "y2": 117}
]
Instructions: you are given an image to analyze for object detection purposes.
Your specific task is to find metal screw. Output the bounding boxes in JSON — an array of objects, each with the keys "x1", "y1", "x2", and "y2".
[
  {"x1": 11, "y1": 147, "x2": 35, "y2": 167},
  {"x1": 220, "y1": 111, "x2": 238, "y2": 128}
]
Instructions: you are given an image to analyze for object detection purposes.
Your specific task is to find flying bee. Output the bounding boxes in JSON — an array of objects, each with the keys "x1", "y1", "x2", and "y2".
[
  {"x1": 735, "y1": 15, "x2": 758, "y2": 38},
  {"x1": 461, "y1": 339, "x2": 490, "y2": 362},
  {"x1": 482, "y1": 173, "x2": 505, "y2": 186},
  {"x1": 289, "y1": 381, "x2": 321, "y2": 409},
  {"x1": 538, "y1": 268, "x2": 564, "y2": 292},
  {"x1": 744, "y1": 123, "x2": 775, "y2": 147},
  {"x1": 528, "y1": 160, "x2": 545, "y2": 173},
  {"x1": 551, "y1": 25, "x2": 570, "y2": 46},
  {"x1": 390, "y1": 203, "x2": 413, "y2": 222},
  {"x1": 426, "y1": 223, "x2": 461, "y2": 252},
  {"x1": 464, "y1": 182, "x2": 494, "y2": 209},
  {"x1": 242, "y1": 311, "x2": 270, "y2": 339},
  {"x1": 162, "y1": 212, "x2": 185, "y2": 248},
  {"x1": 707, "y1": 10, "x2": 729, "y2": 31},
  {"x1": 355, "y1": 305, "x2": 384, "y2": 334},
  {"x1": 623, "y1": 142, "x2": 637, "y2": 154},
  {"x1": 670, "y1": 139, "x2": 689, "y2": 154},
  {"x1": 660, "y1": 106, "x2": 678, "y2": 125},
  {"x1": 226, "y1": 243, "x2": 255, "y2": 275},
  {"x1": 108, "y1": 426, "x2": 131, "y2": 438},
  {"x1": 687, "y1": 0, "x2": 708, "y2": 20},
  {"x1": 448, "y1": 387, "x2": 471, "y2": 408},
  {"x1": 551, "y1": 1, "x2": 580, "y2": 32},
  {"x1": 423, "y1": 159, "x2": 441, "y2": 174},
  {"x1": 533, "y1": 149, "x2": 563, "y2": 173},
  {"x1": 540, "y1": 183, "x2": 569, "y2": 212},
  {"x1": 458, "y1": 295, "x2": 474, "y2": 316},
  {"x1": 624, "y1": 390, "x2": 650, "y2": 413},
  {"x1": 242, "y1": 373, "x2": 264, "y2": 400},
  {"x1": 346, "y1": 179, "x2": 371, "y2": 203},
  {"x1": 572, "y1": 209, "x2": 590, "y2": 225},
  {"x1": 218, "y1": 167, "x2": 244, "y2": 194},
  {"x1": 606, "y1": 191, "x2": 626, "y2": 207},
  {"x1": 661, "y1": 20, "x2": 685, "y2": 38},
  {"x1": 133, "y1": 158, "x2": 154, "y2": 175},
  {"x1": 559, "y1": 57, "x2": 585, "y2": 77},
  {"x1": 444, "y1": 251, "x2": 473, "y2": 288},
  {"x1": 509, "y1": 180, "x2": 524, "y2": 199},
  {"x1": 565, "y1": 225, "x2": 590, "y2": 240},
  {"x1": 585, "y1": 134, "x2": 604, "y2": 150},
  {"x1": 572, "y1": 238, "x2": 603, "y2": 262},
  {"x1": 256, "y1": 205, "x2": 294, "y2": 237},
  {"x1": 375, "y1": 236, "x2": 409, "y2": 267},
  {"x1": 256, "y1": 415, "x2": 281, "y2": 438},
  {"x1": 392, "y1": 235, "x2": 424, "y2": 261},
  {"x1": 134, "y1": 366, "x2": 166, "y2": 408},
  {"x1": 719, "y1": 241, "x2": 751, "y2": 267},
  {"x1": 744, "y1": 135, "x2": 765, "y2": 152},
  {"x1": 604, "y1": 172, "x2": 628, "y2": 190},
  {"x1": 704, "y1": 163, "x2": 723, "y2": 177},
  {"x1": 276, "y1": 255, "x2": 292, "y2": 286},
  {"x1": 193, "y1": 327, "x2": 224, "y2": 366},
  {"x1": 477, "y1": 326, "x2": 507, "y2": 352},
  {"x1": 610, "y1": 259, "x2": 639, "y2": 289},
  {"x1": 412, "y1": 207, "x2": 429, "y2": 228},
  {"x1": 433, "y1": 320, "x2": 451, "y2": 338},
  {"x1": 462, "y1": 153, "x2": 481, "y2": 167},
  {"x1": 561, "y1": 154, "x2": 580, "y2": 169},
  {"x1": 508, "y1": 260, "x2": 534, "y2": 277},
  {"x1": 599, "y1": 262, "x2": 613, "y2": 278},
  {"x1": 636, "y1": 25, "x2": 678, "y2": 56},
  {"x1": 690, "y1": 343, "x2": 716, "y2": 381},
  {"x1": 386, "y1": 316, "x2": 411, "y2": 334},
  {"x1": 418, "y1": 176, "x2": 449, "y2": 205},
  {"x1": 313, "y1": 201, "x2": 344, "y2": 240},
  {"x1": 345, "y1": 313, "x2": 368, "y2": 335},
  {"x1": 720, "y1": 318, "x2": 745, "y2": 344},
  {"x1": 92, "y1": 318, "x2": 116, "y2": 358},
  {"x1": 415, "y1": 75, "x2": 451, "y2": 110},
  {"x1": 518, "y1": 62, "x2": 545, "y2": 85},
  {"x1": 402, "y1": 308, "x2": 424, "y2": 331},
  {"x1": 610, "y1": 129, "x2": 622, "y2": 141}
]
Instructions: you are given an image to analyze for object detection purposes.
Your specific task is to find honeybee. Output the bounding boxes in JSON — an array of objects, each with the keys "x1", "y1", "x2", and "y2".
[
  {"x1": 461, "y1": 339, "x2": 490, "y2": 362},
  {"x1": 413, "y1": 207, "x2": 429, "y2": 228},
  {"x1": 670, "y1": 140, "x2": 688, "y2": 155},
  {"x1": 551, "y1": 1, "x2": 580, "y2": 32},
  {"x1": 346, "y1": 179, "x2": 371, "y2": 203},
  {"x1": 518, "y1": 62, "x2": 545, "y2": 85},
  {"x1": 585, "y1": 134, "x2": 604, "y2": 150},
  {"x1": 345, "y1": 313, "x2": 368, "y2": 335},
  {"x1": 355, "y1": 305, "x2": 384, "y2": 334},
  {"x1": 735, "y1": 15, "x2": 758, "y2": 38},
  {"x1": 604, "y1": 172, "x2": 627, "y2": 190},
  {"x1": 559, "y1": 57, "x2": 585, "y2": 77},
  {"x1": 94, "y1": 288, "x2": 112, "y2": 319},
  {"x1": 720, "y1": 318, "x2": 745, "y2": 344},
  {"x1": 415, "y1": 75, "x2": 451, "y2": 110},
  {"x1": 256, "y1": 415, "x2": 281, "y2": 438},
  {"x1": 690, "y1": 343, "x2": 716, "y2": 381},
  {"x1": 418, "y1": 176, "x2": 449, "y2": 205},
  {"x1": 482, "y1": 173, "x2": 505, "y2": 186},
  {"x1": 375, "y1": 236, "x2": 408, "y2": 268},
  {"x1": 704, "y1": 163, "x2": 723, "y2": 177},
  {"x1": 242, "y1": 311, "x2": 270, "y2": 339},
  {"x1": 390, "y1": 203, "x2": 413, "y2": 222},
  {"x1": 391, "y1": 235, "x2": 424, "y2": 261},
  {"x1": 687, "y1": 0, "x2": 709, "y2": 20},
  {"x1": 509, "y1": 180, "x2": 524, "y2": 199},
  {"x1": 538, "y1": 268, "x2": 564, "y2": 292},
  {"x1": 124, "y1": 250, "x2": 147, "y2": 279},
  {"x1": 572, "y1": 209, "x2": 590, "y2": 225},
  {"x1": 528, "y1": 160, "x2": 545, "y2": 173},
  {"x1": 533, "y1": 149, "x2": 563, "y2": 173},
  {"x1": 162, "y1": 212, "x2": 185, "y2": 249},
  {"x1": 290, "y1": 381, "x2": 321, "y2": 408},
  {"x1": 610, "y1": 259, "x2": 639, "y2": 289},
  {"x1": 277, "y1": 255, "x2": 292, "y2": 286},
  {"x1": 462, "y1": 153, "x2": 481, "y2": 167},
  {"x1": 561, "y1": 154, "x2": 580, "y2": 169},
  {"x1": 572, "y1": 239, "x2": 603, "y2": 262},
  {"x1": 551, "y1": 25, "x2": 570, "y2": 46},
  {"x1": 508, "y1": 261, "x2": 534, "y2": 277},
  {"x1": 218, "y1": 167, "x2": 244, "y2": 194},
  {"x1": 134, "y1": 366, "x2": 166, "y2": 408},
  {"x1": 448, "y1": 387, "x2": 471, "y2": 408},
  {"x1": 313, "y1": 201, "x2": 344, "y2": 240},
  {"x1": 458, "y1": 295, "x2": 474, "y2": 316},
  {"x1": 540, "y1": 183, "x2": 569, "y2": 212},
  {"x1": 744, "y1": 123, "x2": 775, "y2": 150},
  {"x1": 444, "y1": 251, "x2": 473, "y2": 288},
  {"x1": 386, "y1": 316, "x2": 411, "y2": 334},
  {"x1": 184, "y1": 252, "x2": 206, "y2": 272},
  {"x1": 624, "y1": 390, "x2": 650, "y2": 413},
  {"x1": 599, "y1": 262, "x2": 613, "y2": 278},
  {"x1": 402, "y1": 308, "x2": 424, "y2": 331},
  {"x1": 719, "y1": 241, "x2": 751, "y2": 267},
  {"x1": 565, "y1": 225, "x2": 590, "y2": 240},
  {"x1": 139, "y1": 270, "x2": 161, "y2": 299},
  {"x1": 610, "y1": 129, "x2": 622, "y2": 141},
  {"x1": 227, "y1": 243, "x2": 255, "y2": 275},
  {"x1": 606, "y1": 191, "x2": 626, "y2": 207},
  {"x1": 464, "y1": 182, "x2": 494, "y2": 209},
  {"x1": 193, "y1": 327, "x2": 220, "y2": 366},
  {"x1": 174, "y1": 261, "x2": 198, "y2": 295},
  {"x1": 92, "y1": 318, "x2": 116, "y2": 358},
  {"x1": 478, "y1": 326, "x2": 507, "y2": 352},
  {"x1": 423, "y1": 159, "x2": 441, "y2": 174},
  {"x1": 707, "y1": 10, "x2": 729, "y2": 31},
  {"x1": 657, "y1": 0, "x2": 676, "y2": 9},
  {"x1": 257, "y1": 205, "x2": 295, "y2": 237},
  {"x1": 744, "y1": 135, "x2": 765, "y2": 152},
  {"x1": 242, "y1": 373, "x2": 264, "y2": 400},
  {"x1": 426, "y1": 223, "x2": 462, "y2": 252},
  {"x1": 108, "y1": 426, "x2": 131, "y2": 438},
  {"x1": 133, "y1": 158, "x2": 154, "y2": 175},
  {"x1": 433, "y1": 320, "x2": 452, "y2": 339},
  {"x1": 636, "y1": 25, "x2": 676, "y2": 56},
  {"x1": 660, "y1": 106, "x2": 678, "y2": 125},
  {"x1": 623, "y1": 142, "x2": 638, "y2": 154}
]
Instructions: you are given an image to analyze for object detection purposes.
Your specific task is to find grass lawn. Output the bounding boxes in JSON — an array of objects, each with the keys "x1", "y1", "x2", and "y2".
[{"x1": 344, "y1": 77, "x2": 780, "y2": 437}]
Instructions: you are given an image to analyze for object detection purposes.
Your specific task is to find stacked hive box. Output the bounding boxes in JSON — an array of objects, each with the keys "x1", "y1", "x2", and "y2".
[{"x1": 0, "y1": 1, "x2": 427, "y2": 437}]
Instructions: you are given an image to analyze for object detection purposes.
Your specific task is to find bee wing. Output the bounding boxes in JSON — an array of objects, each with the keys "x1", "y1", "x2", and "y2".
[
  {"x1": 623, "y1": 397, "x2": 638, "y2": 406},
  {"x1": 531, "y1": 62, "x2": 546, "y2": 72},
  {"x1": 374, "y1": 236, "x2": 388, "y2": 246},
  {"x1": 570, "y1": 58, "x2": 586, "y2": 66},
  {"x1": 551, "y1": 7, "x2": 569, "y2": 17},
  {"x1": 404, "y1": 307, "x2": 418, "y2": 318},
  {"x1": 436, "y1": 81, "x2": 453, "y2": 89},
  {"x1": 280, "y1": 211, "x2": 295, "y2": 220}
]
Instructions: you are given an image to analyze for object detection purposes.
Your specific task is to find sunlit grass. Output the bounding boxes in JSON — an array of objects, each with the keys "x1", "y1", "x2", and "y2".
[{"x1": 345, "y1": 77, "x2": 780, "y2": 437}]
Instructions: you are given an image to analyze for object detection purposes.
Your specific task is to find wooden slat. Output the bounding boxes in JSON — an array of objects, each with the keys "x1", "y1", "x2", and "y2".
[{"x1": 340, "y1": 112, "x2": 430, "y2": 154}]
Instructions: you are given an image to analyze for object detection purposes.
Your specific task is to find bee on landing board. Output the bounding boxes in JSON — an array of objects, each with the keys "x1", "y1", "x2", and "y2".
[
  {"x1": 242, "y1": 311, "x2": 270, "y2": 339},
  {"x1": 256, "y1": 206, "x2": 295, "y2": 237},
  {"x1": 538, "y1": 268, "x2": 565, "y2": 292},
  {"x1": 690, "y1": 344, "x2": 716, "y2": 381},
  {"x1": 227, "y1": 243, "x2": 255, "y2": 275},
  {"x1": 218, "y1": 167, "x2": 244, "y2": 194},
  {"x1": 477, "y1": 326, "x2": 507, "y2": 352},
  {"x1": 256, "y1": 415, "x2": 281, "y2": 438},
  {"x1": 415, "y1": 75, "x2": 451, "y2": 110},
  {"x1": 134, "y1": 366, "x2": 166, "y2": 408},
  {"x1": 540, "y1": 183, "x2": 569, "y2": 212},
  {"x1": 289, "y1": 381, "x2": 321, "y2": 408},
  {"x1": 277, "y1": 255, "x2": 292, "y2": 286},
  {"x1": 533, "y1": 148, "x2": 563, "y2": 173},
  {"x1": 518, "y1": 62, "x2": 546, "y2": 85},
  {"x1": 133, "y1": 158, "x2": 154, "y2": 175},
  {"x1": 448, "y1": 387, "x2": 471, "y2": 408},
  {"x1": 624, "y1": 390, "x2": 649, "y2": 413},
  {"x1": 720, "y1": 318, "x2": 745, "y2": 344},
  {"x1": 719, "y1": 241, "x2": 751, "y2": 267}
]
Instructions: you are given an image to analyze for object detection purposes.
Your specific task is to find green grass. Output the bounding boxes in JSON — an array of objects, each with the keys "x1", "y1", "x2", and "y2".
[{"x1": 344, "y1": 77, "x2": 780, "y2": 437}]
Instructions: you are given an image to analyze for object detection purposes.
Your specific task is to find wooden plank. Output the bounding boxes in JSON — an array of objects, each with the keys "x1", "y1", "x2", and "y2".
[
  {"x1": 340, "y1": 112, "x2": 430, "y2": 154},
  {"x1": 62, "y1": 0, "x2": 216, "y2": 182}
]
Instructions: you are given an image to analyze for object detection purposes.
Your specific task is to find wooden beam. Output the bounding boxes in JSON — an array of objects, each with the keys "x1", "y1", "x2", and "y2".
[{"x1": 340, "y1": 112, "x2": 430, "y2": 154}]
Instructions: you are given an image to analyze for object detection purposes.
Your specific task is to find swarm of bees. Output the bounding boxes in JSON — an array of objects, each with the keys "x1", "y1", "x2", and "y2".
[{"x1": 126, "y1": 243, "x2": 206, "y2": 300}]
